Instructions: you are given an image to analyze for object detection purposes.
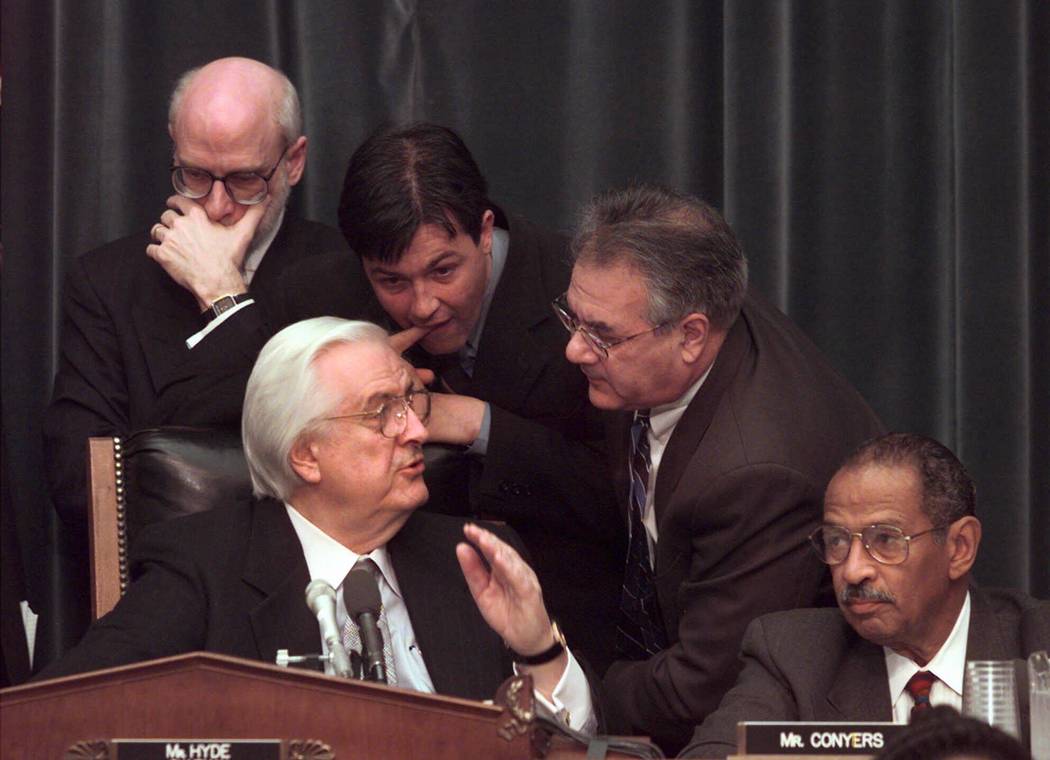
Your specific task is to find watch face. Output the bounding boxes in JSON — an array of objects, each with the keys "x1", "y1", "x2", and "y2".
[{"x1": 212, "y1": 296, "x2": 235, "y2": 316}]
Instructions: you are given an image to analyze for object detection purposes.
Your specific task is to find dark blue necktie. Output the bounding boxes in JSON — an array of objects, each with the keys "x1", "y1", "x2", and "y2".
[{"x1": 616, "y1": 410, "x2": 669, "y2": 659}]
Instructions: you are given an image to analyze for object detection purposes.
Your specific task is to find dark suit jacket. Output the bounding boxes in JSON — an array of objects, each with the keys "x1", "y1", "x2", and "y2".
[
  {"x1": 43, "y1": 216, "x2": 348, "y2": 533},
  {"x1": 680, "y1": 587, "x2": 1050, "y2": 758},
  {"x1": 260, "y1": 211, "x2": 624, "y2": 673},
  {"x1": 38, "y1": 499, "x2": 516, "y2": 700},
  {"x1": 602, "y1": 291, "x2": 885, "y2": 753}
]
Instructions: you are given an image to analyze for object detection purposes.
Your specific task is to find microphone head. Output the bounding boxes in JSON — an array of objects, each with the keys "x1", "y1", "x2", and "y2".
[
  {"x1": 305, "y1": 579, "x2": 337, "y2": 613},
  {"x1": 343, "y1": 568, "x2": 382, "y2": 618}
]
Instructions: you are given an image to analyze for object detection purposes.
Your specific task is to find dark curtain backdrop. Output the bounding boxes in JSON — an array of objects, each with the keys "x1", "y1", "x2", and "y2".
[{"x1": 3, "y1": 1, "x2": 1047, "y2": 665}]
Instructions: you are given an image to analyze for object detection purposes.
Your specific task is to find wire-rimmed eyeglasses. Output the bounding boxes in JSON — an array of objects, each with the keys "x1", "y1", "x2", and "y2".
[
  {"x1": 170, "y1": 145, "x2": 288, "y2": 205},
  {"x1": 551, "y1": 292, "x2": 667, "y2": 360},
  {"x1": 808, "y1": 523, "x2": 949, "y2": 566},
  {"x1": 321, "y1": 388, "x2": 431, "y2": 439}
]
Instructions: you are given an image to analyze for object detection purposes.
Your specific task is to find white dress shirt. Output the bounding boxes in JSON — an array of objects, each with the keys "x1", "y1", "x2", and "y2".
[
  {"x1": 284, "y1": 504, "x2": 595, "y2": 732},
  {"x1": 885, "y1": 591, "x2": 970, "y2": 722},
  {"x1": 638, "y1": 363, "x2": 714, "y2": 561}
]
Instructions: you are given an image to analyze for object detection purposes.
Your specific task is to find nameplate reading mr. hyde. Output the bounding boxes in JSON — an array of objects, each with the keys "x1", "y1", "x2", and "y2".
[
  {"x1": 112, "y1": 740, "x2": 280, "y2": 760},
  {"x1": 738, "y1": 722, "x2": 907, "y2": 755}
]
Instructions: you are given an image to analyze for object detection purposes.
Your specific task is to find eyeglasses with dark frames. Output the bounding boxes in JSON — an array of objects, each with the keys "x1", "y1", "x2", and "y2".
[
  {"x1": 170, "y1": 144, "x2": 289, "y2": 205},
  {"x1": 551, "y1": 292, "x2": 668, "y2": 360},
  {"x1": 808, "y1": 523, "x2": 950, "y2": 566},
  {"x1": 321, "y1": 388, "x2": 431, "y2": 439}
]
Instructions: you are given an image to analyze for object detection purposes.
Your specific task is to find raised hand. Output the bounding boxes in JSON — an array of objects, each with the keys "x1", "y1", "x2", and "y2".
[{"x1": 147, "y1": 194, "x2": 269, "y2": 309}]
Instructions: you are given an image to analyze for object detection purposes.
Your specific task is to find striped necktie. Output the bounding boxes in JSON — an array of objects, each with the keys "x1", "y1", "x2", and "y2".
[
  {"x1": 616, "y1": 410, "x2": 669, "y2": 659},
  {"x1": 905, "y1": 670, "x2": 937, "y2": 720}
]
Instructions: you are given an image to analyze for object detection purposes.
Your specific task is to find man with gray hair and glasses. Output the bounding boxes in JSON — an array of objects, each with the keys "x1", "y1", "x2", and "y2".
[
  {"x1": 44, "y1": 57, "x2": 347, "y2": 538},
  {"x1": 681, "y1": 433, "x2": 1050, "y2": 758},
  {"x1": 39, "y1": 317, "x2": 597, "y2": 734},
  {"x1": 557, "y1": 184, "x2": 884, "y2": 752}
]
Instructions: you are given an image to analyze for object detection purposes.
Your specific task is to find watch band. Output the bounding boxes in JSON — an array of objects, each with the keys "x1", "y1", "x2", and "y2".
[
  {"x1": 511, "y1": 621, "x2": 567, "y2": 666},
  {"x1": 201, "y1": 293, "x2": 251, "y2": 325}
]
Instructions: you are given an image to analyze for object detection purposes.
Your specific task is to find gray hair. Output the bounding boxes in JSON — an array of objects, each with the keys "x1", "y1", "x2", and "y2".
[
  {"x1": 242, "y1": 317, "x2": 389, "y2": 501},
  {"x1": 837, "y1": 433, "x2": 977, "y2": 531},
  {"x1": 168, "y1": 63, "x2": 303, "y2": 144},
  {"x1": 571, "y1": 184, "x2": 748, "y2": 330}
]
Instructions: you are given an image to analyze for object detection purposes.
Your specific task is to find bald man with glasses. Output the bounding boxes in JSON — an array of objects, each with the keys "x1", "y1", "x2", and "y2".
[
  {"x1": 44, "y1": 57, "x2": 348, "y2": 540},
  {"x1": 680, "y1": 433, "x2": 1050, "y2": 758}
]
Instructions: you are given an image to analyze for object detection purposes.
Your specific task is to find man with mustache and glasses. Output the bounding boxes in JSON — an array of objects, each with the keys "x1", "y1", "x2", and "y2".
[
  {"x1": 44, "y1": 57, "x2": 347, "y2": 540},
  {"x1": 680, "y1": 433, "x2": 1050, "y2": 758},
  {"x1": 39, "y1": 318, "x2": 597, "y2": 734}
]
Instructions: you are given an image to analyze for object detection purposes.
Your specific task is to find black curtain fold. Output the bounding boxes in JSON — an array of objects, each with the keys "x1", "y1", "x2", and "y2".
[{"x1": 2, "y1": 0, "x2": 1046, "y2": 664}]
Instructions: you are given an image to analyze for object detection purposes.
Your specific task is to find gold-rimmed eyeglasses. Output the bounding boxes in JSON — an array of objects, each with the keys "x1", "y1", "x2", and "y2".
[
  {"x1": 321, "y1": 388, "x2": 431, "y2": 439},
  {"x1": 808, "y1": 523, "x2": 949, "y2": 566},
  {"x1": 551, "y1": 292, "x2": 667, "y2": 360}
]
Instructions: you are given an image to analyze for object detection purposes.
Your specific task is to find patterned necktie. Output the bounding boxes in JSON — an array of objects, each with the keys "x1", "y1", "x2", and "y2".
[
  {"x1": 616, "y1": 410, "x2": 669, "y2": 659},
  {"x1": 905, "y1": 670, "x2": 937, "y2": 720},
  {"x1": 341, "y1": 559, "x2": 398, "y2": 685}
]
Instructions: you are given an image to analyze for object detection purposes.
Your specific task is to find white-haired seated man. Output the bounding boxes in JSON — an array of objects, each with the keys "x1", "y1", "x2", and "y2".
[{"x1": 40, "y1": 317, "x2": 595, "y2": 731}]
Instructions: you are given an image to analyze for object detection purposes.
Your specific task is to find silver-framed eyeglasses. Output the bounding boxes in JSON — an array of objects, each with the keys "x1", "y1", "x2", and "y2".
[
  {"x1": 170, "y1": 145, "x2": 288, "y2": 205},
  {"x1": 552, "y1": 292, "x2": 667, "y2": 360},
  {"x1": 322, "y1": 388, "x2": 431, "y2": 439},
  {"x1": 808, "y1": 523, "x2": 949, "y2": 566}
]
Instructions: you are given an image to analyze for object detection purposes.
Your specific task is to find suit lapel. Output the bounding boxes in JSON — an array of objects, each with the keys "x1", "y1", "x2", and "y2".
[
  {"x1": 469, "y1": 219, "x2": 555, "y2": 409},
  {"x1": 964, "y1": 587, "x2": 1011, "y2": 660},
  {"x1": 825, "y1": 631, "x2": 894, "y2": 721},
  {"x1": 388, "y1": 513, "x2": 505, "y2": 699},
  {"x1": 653, "y1": 305, "x2": 754, "y2": 519},
  {"x1": 242, "y1": 498, "x2": 319, "y2": 667}
]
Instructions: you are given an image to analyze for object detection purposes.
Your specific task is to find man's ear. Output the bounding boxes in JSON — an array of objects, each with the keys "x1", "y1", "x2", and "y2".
[
  {"x1": 678, "y1": 312, "x2": 710, "y2": 364},
  {"x1": 946, "y1": 516, "x2": 981, "y2": 580},
  {"x1": 288, "y1": 432, "x2": 322, "y2": 485},
  {"x1": 478, "y1": 209, "x2": 495, "y2": 256},
  {"x1": 284, "y1": 136, "x2": 308, "y2": 186}
]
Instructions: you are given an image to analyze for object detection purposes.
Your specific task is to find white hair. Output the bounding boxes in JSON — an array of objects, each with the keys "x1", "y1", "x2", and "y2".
[
  {"x1": 168, "y1": 62, "x2": 303, "y2": 144},
  {"x1": 242, "y1": 318, "x2": 389, "y2": 501}
]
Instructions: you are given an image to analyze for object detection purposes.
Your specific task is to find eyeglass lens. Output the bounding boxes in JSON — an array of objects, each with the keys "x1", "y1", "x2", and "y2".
[
  {"x1": 811, "y1": 525, "x2": 911, "y2": 565},
  {"x1": 553, "y1": 297, "x2": 608, "y2": 358},
  {"x1": 380, "y1": 391, "x2": 431, "y2": 437}
]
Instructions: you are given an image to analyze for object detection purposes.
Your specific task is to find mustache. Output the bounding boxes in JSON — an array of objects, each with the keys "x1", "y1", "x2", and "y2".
[{"x1": 839, "y1": 583, "x2": 896, "y2": 604}]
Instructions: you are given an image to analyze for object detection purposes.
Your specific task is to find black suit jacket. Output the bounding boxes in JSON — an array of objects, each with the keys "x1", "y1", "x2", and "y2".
[
  {"x1": 261, "y1": 212, "x2": 624, "y2": 673},
  {"x1": 38, "y1": 500, "x2": 515, "y2": 700},
  {"x1": 43, "y1": 216, "x2": 348, "y2": 532},
  {"x1": 680, "y1": 588, "x2": 1050, "y2": 758},
  {"x1": 602, "y1": 291, "x2": 885, "y2": 752}
]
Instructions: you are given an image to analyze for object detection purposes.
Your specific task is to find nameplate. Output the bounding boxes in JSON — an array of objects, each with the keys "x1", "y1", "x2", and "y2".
[
  {"x1": 738, "y1": 722, "x2": 906, "y2": 755},
  {"x1": 111, "y1": 739, "x2": 280, "y2": 760}
]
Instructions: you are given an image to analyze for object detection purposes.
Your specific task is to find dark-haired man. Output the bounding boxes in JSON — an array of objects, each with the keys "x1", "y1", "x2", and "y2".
[
  {"x1": 560, "y1": 185, "x2": 885, "y2": 751},
  {"x1": 182, "y1": 124, "x2": 623, "y2": 672},
  {"x1": 680, "y1": 433, "x2": 1050, "y2": 758}
]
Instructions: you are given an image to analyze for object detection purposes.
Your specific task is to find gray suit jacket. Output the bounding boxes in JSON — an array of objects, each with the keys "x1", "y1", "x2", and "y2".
[{"x1": 680, "y1": 587, "x2": 1050, "y2": 758}]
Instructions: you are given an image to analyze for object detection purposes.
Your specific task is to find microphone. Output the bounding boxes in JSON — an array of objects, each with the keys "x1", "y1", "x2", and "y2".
[
  {"x1": 343, "y1": 568, "x2": 387, "y2": 684},
  {"x1": 304, "y1": 579, "x2": 354, "y2": 679}
]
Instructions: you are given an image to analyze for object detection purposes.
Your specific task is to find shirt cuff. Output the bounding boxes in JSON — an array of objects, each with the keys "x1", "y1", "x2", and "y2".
[
  {"x1": 464, "y1": 402, "x2": 492, "y2": 456},
  {"x1": 515, "y1": 649, "x2": 596, "y2": 735},
  {"x1": 185, "y1": 298, "x2": 255, "y2": 349}
]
